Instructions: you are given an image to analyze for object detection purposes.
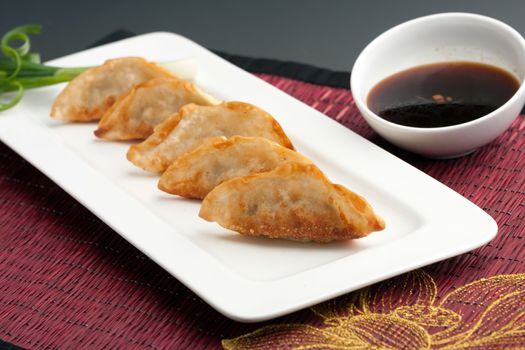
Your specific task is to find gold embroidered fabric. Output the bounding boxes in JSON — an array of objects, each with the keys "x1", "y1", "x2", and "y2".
[{"x1": 223, "y1": 271, "x2": 525, "y2": 349}]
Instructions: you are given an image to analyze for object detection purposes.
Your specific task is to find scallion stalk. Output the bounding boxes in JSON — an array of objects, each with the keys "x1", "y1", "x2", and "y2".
[{"x1": 0, "y1": 24, "x2": 92, "y2": 111}]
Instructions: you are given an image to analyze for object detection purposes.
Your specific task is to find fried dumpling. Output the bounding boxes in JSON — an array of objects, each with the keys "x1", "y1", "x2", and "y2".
[
  {"x1": 94, "y1": 77, "x2": 220, "y2": 140},
  {"x1": 158, "y1": 136, "x2": 311, "y2": 199},
  {"x1": 127, "y1": 102, "x2": 294, "y2": 173},
  {"x1": 199, "y1": 163, "x2": 385, "y2": 242},
  {"x1": 51, "y1": 57, "x2": 177, "y2": 122}
]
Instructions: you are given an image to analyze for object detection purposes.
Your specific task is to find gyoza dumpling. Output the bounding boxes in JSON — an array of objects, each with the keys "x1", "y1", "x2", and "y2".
[
  {"x1": 94, "y1": 77, "x2": 220, "y2": 140},
  {"x1": 51, "y1": 57, "x2": 177, "y2": 122},
  {"x1": 127, "y1": 102, "x2": 294, "y2": 173},
  {"x1": 158, "y1": 136, "x2": 311, "y2": 199},
  {"x1": 199, "y1": 163, "x2": 385, "y2": 242}
]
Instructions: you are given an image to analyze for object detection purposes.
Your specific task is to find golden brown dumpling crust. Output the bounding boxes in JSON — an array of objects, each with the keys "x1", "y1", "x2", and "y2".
[
  {"x1": 158, "y1": 136, "x2": 311, "y2": 199},
  {"x1": 199, "y1": 163, "x2": 385, "y2": 242},
  {"x1": 127, "y1": 102, "x2": 294, "y2": 173},
  {"x1": 94, "y1": 77, "x2": 221, "y2": 140},
  {"x1": 51, "y1": 57, "x2": 177, "y2": 122}
]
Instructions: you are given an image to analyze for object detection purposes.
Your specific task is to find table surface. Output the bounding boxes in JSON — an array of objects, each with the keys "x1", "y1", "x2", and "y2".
[{"x1": 2, "y1": 0, "x2": 525, "y2": 71}]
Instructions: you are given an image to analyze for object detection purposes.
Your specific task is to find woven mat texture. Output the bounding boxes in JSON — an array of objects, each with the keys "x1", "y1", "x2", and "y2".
[{"x1": 0, "y1": 73, "x2": 524, "y2": 349}]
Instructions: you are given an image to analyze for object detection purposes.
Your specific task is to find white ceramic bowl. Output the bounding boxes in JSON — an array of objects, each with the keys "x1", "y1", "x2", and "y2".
[{"x1": 351, "y1": 13, "x2": 525, "y2": 158}]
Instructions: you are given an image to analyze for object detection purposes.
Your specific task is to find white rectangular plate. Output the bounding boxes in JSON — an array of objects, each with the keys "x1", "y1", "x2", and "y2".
[{"x1": 0, "y1": 32, "x2": 497, "y2": 322}]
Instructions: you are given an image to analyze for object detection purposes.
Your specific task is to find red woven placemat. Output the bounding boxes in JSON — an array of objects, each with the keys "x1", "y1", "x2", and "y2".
[{"x1": 0, "y1": 73, "x2": 524, "y2": 349}]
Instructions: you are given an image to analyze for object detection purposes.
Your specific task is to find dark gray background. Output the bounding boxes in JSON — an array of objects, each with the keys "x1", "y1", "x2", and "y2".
[{"x1": 2, "y1": 0, "x2": 525, "y2": 71}]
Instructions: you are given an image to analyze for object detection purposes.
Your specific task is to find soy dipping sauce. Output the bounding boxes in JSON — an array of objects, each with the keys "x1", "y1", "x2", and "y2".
[{"x1": 367, "y1": 62, "x2": 521, "y2": 128}]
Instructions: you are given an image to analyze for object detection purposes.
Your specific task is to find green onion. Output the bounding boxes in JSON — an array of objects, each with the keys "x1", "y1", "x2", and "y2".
[{"x1": 0, "y1": 24, "x2": 93, "y2": 112}]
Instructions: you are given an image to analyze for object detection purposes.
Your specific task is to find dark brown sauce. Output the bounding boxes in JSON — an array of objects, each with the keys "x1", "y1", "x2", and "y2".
[{"x1": 367, "y1": 61, "x2": 521, "y2": 128}]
